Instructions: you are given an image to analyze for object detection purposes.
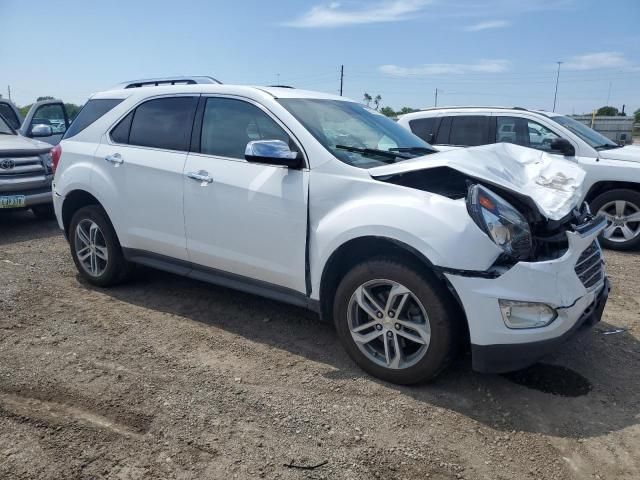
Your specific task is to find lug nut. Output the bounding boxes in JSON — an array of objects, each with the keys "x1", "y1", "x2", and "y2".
[
  {"x1": 388, "y1": 311, "x2": 395, "y2": 318},
  {"x1": 387, "y1": 331, "x2": 393, "y2": 338},
  {"x1": 376, "y1": 312, "x2": 383, "y2": 319},
  {"x1": 395, "y1": 323, "x2": 401, "y2": 330},
  {"x1": 376, "y1": 324, "x2": 383, "y2": 331}
]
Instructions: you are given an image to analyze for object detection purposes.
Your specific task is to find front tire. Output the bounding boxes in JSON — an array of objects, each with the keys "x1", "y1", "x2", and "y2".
[
  {"x1": 591, "y1": 189, "x2": 640, "y2": 250},
  {"x1": 69, "y1": 205, "x2": 132, "y2": 287},
  {"x1": 333, "y1": 258, "x2": 461, "y2": 385}
]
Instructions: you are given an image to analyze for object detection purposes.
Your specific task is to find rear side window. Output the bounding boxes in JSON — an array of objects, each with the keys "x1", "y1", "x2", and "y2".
[
  {"x1": 448, "y1": 116, "x2": 490, "y2": 146},
  {"x1": 63, "y1": 99, "x2": 123, "y2": 139},
  {"x1": 408, "y1": 117, "x2": 440, "y2": 144},
  {"x1": 0, "y1": 103, "x2": 20, "y2": 130},
  {"x1": 127, "y1": 97, "x2": 198, "y2": 151},
  {"x1": 110, "y1": 111, "x2": 134, "y2": 144}
]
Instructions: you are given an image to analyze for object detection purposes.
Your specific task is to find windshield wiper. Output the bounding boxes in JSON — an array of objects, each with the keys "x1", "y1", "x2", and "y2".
[
  {"x1": 335, "y1": 145, "x2": 412, "y2": 161},
  {"x1": 594, "y1": 143, "x2": 621, "y2": 150},
  {"x1": 389, "y1": 146, "x2": 436, "y2": 155}
]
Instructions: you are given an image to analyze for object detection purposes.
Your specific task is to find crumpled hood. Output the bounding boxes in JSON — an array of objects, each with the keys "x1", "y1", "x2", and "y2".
[
  {"x1": 597, "y1": 145, "x2": 640, "y2": 162},
  {"x1": 0, "y1": 134, "x2": 51, "y2": 151},
  {"x1": 369, "y1": 143, "x2": 585, "y2": 221}
]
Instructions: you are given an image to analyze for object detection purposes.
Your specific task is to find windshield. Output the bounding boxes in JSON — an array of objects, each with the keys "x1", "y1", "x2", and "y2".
[
  {"x1": 551, "y1": 115, "x2": 618, "y2": 149},
  {"x1": 0, "y1": 114, "x2": 16, "y2": 135},
  {"x1": 278, "y1": 99, "x2": 437, "y2": 167}
]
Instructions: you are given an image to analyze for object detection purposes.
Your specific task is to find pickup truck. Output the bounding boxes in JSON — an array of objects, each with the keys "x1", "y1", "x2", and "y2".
[{"x1": 0, "y1": 98, "x2": 71, "y2": 218}]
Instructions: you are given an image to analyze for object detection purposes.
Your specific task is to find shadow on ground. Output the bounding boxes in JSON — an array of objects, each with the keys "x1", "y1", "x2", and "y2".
[
  {"x1": 91, "y1": 265, "x2": 640, "y2": 440},
  {"x1": 0, "y1": 210, "x2": 61, "y2": 246}
]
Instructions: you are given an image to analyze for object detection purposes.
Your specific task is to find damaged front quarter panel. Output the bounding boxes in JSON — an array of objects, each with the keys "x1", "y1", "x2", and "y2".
[{"x1": 369, "y1": 143, "x2": 586, "y2": 221}]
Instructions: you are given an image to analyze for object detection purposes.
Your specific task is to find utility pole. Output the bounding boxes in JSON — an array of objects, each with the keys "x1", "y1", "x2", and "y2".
[
  {"x1": 552, "y1": 61, "x2": 563, "y2": 112},
  {"x1": 276, "y1": 73, "x2": 280, "y2": 85},
  {"x1": 434, "y1": 88, "x2": 438, "y2": 107},
  {"x1": 7, "y1": 85, "x2": 11, "y2": 101},
  {"x1": 606, "y1": 81, "x2": 612, "y2": 106},
  {"x1": 339, "y1": 65, "x2": 344, "y2": 96}
]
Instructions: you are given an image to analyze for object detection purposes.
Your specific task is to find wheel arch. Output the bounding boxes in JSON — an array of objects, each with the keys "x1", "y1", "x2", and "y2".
[
  {"x1": 61, "y1": 189, "x2": 103, "y2": 237},
  {"x1": 318, "y1": 235, "x2": 469, "y2": 342},
  {"x1": 585, "y1": 181, "x2": 640, "y2": 204}
]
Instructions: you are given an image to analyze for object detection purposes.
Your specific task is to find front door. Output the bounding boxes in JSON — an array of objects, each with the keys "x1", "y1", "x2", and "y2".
[{"x1": 183, "y1": 96, "x2": 308, "y2": 292}]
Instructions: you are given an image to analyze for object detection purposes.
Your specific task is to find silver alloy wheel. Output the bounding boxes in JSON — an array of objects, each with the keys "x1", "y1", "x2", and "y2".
[
  {"x1": 347, "y1": 279, "x2": 431, "y2": 370},
  {"x1": 598, "y1": 200, "x2": 640, "y2": 243},
  {"x1": 74, "y1": 219, "x2": 109, "y2": 277}
]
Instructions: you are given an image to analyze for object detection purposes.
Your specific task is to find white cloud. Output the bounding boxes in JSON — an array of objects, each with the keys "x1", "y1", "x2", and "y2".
[
  {"x1": 563, "y1": 52, "x2": 631, "y2": 70},
  {"x1": 462, "y1": 20, "x2": 509, "y2": 31},
  {"x1": 378, "y1": 60, "x2": 509, "y2": 76},
  {"x1": 283, "y1": 0, "x2": 431, "y2": 28}
]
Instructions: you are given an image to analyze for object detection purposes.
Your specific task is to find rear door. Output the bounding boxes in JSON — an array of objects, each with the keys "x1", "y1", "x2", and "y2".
[
  {"x1": 93, "y1": 95, "x2": 198, "y2": 261},
  {"x1": 440, "y1": 114, "x2": 492, "y2": 147},
  {"x1": 21, "y1": 100, "x2": 70, "y2": 145}
]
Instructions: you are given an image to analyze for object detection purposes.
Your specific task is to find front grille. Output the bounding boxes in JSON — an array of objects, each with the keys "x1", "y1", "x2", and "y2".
[
  {"x1": 0, "y1": 156, "x2": 46, "y2": 176},
  {"x1": 575, "y1": 241, "x2": 604, "y2": 290}
]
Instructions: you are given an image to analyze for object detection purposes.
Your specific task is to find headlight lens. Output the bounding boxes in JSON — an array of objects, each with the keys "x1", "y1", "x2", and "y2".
[{"x1": 467, "y1": 184, "x2": 532, "y2": 260}]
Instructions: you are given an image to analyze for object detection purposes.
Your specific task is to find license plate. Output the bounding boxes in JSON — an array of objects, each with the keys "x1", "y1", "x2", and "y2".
[{"x1": 0, "y1": 195, "x2": 26, "y2": 208}]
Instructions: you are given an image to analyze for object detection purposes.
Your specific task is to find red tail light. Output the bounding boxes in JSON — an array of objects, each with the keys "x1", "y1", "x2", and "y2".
[{"x1": 50, "y1": 144, "x2": 62, "y2": 173}]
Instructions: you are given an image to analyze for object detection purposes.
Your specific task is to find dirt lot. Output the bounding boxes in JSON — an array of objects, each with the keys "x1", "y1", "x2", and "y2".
[{"x1": 1, "y1": 211, "x2": 638, "y2": 480}]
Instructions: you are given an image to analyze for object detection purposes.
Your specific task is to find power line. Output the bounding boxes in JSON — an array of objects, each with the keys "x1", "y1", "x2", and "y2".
[{"x1": 553, "y1": 61, "x2": 563, "y2": 112}]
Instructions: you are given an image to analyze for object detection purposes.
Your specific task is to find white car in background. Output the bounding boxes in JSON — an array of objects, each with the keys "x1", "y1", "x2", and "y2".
[
  {"x1": 51, "y1": 78, "x2": 608, "y2": 384},
  {"x1": 398, "y1": 107, "x2": 640, "y2": 250}
]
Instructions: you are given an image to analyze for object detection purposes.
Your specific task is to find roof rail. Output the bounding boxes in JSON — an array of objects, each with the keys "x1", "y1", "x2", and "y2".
[
  {"x1": 414, "y1": 106, "x2": 530, "y2": 112},
  {"x1": 118, "y1": 76, "x2": 222, "y2": 89}
]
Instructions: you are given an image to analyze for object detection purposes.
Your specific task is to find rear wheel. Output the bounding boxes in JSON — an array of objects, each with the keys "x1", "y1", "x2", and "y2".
[
  {"x1": 333, "y1": 258, "x2": 461, "y2": 385},
  {"x1": 69, "y1": 205, "x2": 133, "y2": 286},
  {"x1": 591, "y1": 189, "x2": 640, "y2": 250},
  {"x1": 31, "y1": 204, "x2": 56, "y2": 220}
]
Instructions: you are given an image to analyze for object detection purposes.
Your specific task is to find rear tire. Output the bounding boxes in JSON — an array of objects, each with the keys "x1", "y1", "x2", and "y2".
[
  {"x1": 590, "y1": 189, "x2": 640, "y2": 251},
  {"x1": 69, "y1": 205, "x2": 133, "y2": 287},
  {"x1": 31, "y1": 204, "x2": 56, "y2": 220},
  {"x1": 333, "y1": 258, "x2": 461, "y2": 385}
]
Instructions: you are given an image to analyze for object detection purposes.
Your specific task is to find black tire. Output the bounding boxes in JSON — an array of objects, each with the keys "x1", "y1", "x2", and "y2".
[
  {"x1": 68, "y1": 205, "x2": 133, "y2": 287},
  {"x1": 31, "y1": 204, "x2": 56, "y2": 220},
  {"x1": 333, "y1": 258, "x2": 461, "y2": 385},
  {"x1": 590, "y1": 189, "x2": 640, "y2": 251}
]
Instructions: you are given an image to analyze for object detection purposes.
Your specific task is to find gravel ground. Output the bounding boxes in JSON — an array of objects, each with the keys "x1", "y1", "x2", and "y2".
[{"x1": 1, "y1": 210, "x2": 638, "y2": 480}]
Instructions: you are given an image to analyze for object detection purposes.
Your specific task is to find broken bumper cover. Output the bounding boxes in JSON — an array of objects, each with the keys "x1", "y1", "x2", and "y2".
[
  {"x1": 444, "y1": 219, "x2": 608, "y2": 374},
  {"x1": 471, "y1": 277, "x2": 609, "y2": 373}
]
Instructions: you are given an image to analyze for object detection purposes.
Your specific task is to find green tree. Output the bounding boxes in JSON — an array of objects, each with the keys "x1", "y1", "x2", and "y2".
[
  {"x1": 596, "y1": 106, "x2": 619, "y2": 116},
  {"x1": 634, "y1": 108, "x2": 640, "y2": 123},
  {"x1": 363, "y1": 93, "x2": 372, "y2": 106},
  {"x1": 399, "y1": 107, "x2": 417, "y2": 115},
  {"x1": 380, "y1": 106, "x2": 396, "y2": 117},
  {"x1": 36, "y1": 96, "x2": 55, "y2": 101},
  {"x1": 373, "y1": 94, "x2": 382, "y2": 110}
]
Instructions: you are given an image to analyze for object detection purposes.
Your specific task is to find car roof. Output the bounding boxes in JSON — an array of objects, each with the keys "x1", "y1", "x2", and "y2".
[
  {"x1": 90, "y1": 84, "x2": 351, "y2": 103},
  {"x1": 399, "y1": 106, "x2": 563, "y2": 120}
]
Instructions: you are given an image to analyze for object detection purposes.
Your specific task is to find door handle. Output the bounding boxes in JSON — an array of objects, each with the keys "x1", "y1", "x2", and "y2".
[
  {"x1": 186, "y1": 170, "x2": 213, "y2": 184},
  {"x1": 105, "y1": 153, "x2": 124, "y2": 165}
]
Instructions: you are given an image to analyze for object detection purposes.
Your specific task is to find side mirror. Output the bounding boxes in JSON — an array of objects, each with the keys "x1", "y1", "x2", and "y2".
[
  {"x1": 549, "y1": 138, "x2": 575, "y2": 156},
  {"x1": 245, "y1": 140, "x2": 303, "y2": 168},
  {"x1": 31, "y1": 124, "x2": 53, "y2": 138}
]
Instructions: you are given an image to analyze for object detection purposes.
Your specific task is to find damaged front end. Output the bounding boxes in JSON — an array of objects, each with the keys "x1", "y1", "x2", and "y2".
[{"x1": 370, "y1": 143, "x2": 597, "y2": 265}]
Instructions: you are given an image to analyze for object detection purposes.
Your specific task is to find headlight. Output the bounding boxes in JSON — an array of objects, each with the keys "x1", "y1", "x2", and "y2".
[{"x1": 467, "y1": 184, "x2": 532, "y2": 260}]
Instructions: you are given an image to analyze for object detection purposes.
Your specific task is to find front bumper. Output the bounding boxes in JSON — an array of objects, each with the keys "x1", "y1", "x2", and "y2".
[
  {"x1": 471, "y1": 277, "x2": 609, "y2": 372},
  {"x1": 445, "y1": 217, "x2": 608, "y2": 373},
  {"x1": 0, "y1": 186, "x2": 53, "y2": 208}
]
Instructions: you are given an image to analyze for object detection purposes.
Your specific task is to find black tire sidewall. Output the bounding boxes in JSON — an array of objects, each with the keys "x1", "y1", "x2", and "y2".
[
  {"x1": 333, "y1": 258, "x2": 458, "y2": 385},
  {"x1": 68, "y1": 205, "x2": 127, "y2": 287},
  {"x1": 590, "y1": 189, "x2": 640, "y2": 251}
]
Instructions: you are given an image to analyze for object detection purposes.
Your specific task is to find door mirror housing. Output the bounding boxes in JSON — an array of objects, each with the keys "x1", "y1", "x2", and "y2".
[
  {"x1": 549, "y1": 138, "x2": 575, "y2": 156},
  {"x1": 30, "y1": 124, "x2": 53, "y2": 138},
  {"x1": 245, "y1": 140, "x2": 303, "y2": 168}
]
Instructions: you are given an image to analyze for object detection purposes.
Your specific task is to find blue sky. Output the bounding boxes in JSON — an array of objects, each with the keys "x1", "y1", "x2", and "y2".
[{"x1": 1, "y1": 0, "x2": 639, "y2": 114}]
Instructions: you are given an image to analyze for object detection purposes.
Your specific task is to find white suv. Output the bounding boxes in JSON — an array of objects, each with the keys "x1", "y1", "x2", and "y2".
[
  {"x1": 52, "y1": 78, "x2": 609, "y2": 384},
  {"x1": 398, "y1": 107, "x2": 640, "y2": 250}
]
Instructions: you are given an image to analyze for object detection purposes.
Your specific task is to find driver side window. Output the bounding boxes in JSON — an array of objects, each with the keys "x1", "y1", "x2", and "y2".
[{"x1": 201, "y1": 98, "x2": 293, "y2": 159}]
